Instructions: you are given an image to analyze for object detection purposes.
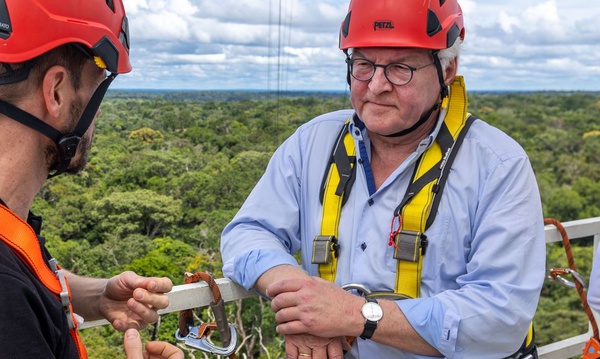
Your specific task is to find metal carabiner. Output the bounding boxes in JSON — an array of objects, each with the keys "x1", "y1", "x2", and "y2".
[
  {"x1": 175, "y1": 323, "x2": 237, "y2": 356},
  {"x1": 175, "y1": 272, "x2": 237, "y2": 357},
  {"x1": 342, "y1": 283, "x2": 372, "y2": 296},
  {"x1": 548, "y1": 268, "x2": 588, "y2": 289}
]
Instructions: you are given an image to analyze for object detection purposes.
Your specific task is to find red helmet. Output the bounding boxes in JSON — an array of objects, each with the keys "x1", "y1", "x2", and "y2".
[
  {"x1": 339, "y1": 0, "x2": 465, "y2": 51},
  {"x1": 0, "y1": 0, "x2": 131, "y2": 74}
]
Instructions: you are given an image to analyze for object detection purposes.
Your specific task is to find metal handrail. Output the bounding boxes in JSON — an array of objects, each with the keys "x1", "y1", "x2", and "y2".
[{"x1": 80, "y1": 217, "x2": 600, "y2": 359}]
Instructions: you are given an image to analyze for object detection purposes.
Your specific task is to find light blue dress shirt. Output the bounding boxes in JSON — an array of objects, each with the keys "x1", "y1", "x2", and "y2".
[
  {"x1": 221, "y1": 108, "x2": 546, "y2": 358},
  {"x1": 588, "y1": 245, "x2": 600, "y2": 313}
]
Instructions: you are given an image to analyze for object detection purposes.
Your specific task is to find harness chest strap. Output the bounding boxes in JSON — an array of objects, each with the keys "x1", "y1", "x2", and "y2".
[
  {"x1": 313, "y1": 75, "x2": 471, "y2": 298},
  {"x1": 313, "y1": 120, "x2": 357, "y2": 282},
  {"x1": 392, "y1": 76, "x2": 470, "y2": 297},
  {"x1": 0, "y1": 204, "x2": 88, "y2": 359}
]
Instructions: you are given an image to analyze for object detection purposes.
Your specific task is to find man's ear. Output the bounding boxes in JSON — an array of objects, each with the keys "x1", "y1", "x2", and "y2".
[
  {"x1": 41, "y1": 65, "x2": 70, "y2": 122},
  {"x1": 444, "y1": 57, "x2": 459, "y2": 86}
]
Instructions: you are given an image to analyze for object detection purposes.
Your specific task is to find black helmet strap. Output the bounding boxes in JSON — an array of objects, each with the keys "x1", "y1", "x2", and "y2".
[
  {"x1": 431, "y1": 50, "x2": 449, "y2": 99},
  {"x1": 0, "y1": 72, "x2": 116, "y2": 178}
]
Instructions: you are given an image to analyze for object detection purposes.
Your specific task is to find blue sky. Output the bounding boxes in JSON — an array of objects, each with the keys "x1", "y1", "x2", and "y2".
[{"x1": 112, "y1": 0, "x2": 600, "y2": 92}]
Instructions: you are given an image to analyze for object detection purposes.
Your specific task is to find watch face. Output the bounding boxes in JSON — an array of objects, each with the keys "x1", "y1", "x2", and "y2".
[{"x1": 362, "y1": 301, "x2": 383, "y2": 321}]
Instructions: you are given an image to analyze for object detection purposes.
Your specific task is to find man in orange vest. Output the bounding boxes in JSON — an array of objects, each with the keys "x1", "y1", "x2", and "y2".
[{"x1": 0, "y1": 0, "x2": 182, "y2": 357}]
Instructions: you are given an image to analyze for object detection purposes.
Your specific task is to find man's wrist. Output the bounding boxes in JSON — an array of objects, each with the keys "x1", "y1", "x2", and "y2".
[{"x1": 360, "y1": 297, "x2": 383, "y2": 339}]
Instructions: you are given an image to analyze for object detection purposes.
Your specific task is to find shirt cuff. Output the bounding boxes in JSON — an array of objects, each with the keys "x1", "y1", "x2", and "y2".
[
  {"x1": 223, "y1": 249, "x2": 300, "y2": 290},
  {"x1": 396, "y1": 297, "x2": 461, "y2": 358}
]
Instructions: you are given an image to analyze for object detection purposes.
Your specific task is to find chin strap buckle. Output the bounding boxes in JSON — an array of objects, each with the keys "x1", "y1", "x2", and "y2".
[{"x1": 49, "y1": 258, "x2": 76, "y2": 329}]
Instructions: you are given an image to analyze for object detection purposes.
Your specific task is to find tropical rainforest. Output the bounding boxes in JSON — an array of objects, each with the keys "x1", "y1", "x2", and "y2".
[{"x1": 31, "y1": 90, "x2": 600, "y2": 358}]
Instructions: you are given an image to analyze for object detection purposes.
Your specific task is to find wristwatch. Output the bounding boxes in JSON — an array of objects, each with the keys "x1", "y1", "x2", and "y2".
[{"x1": 360, "y1": 297, "x2": 383, "y2": 339}]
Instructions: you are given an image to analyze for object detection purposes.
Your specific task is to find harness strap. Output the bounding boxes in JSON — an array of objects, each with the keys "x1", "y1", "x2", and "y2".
[
  {"x1": 0, "y1": 204, "x2": 87, "y2": 359},
  {"x1": 314, "y1": 120, "x2": 356, "y2": 281},
  {"x1": 313, "y1": 76, "x2": 472, "y2": 298},
  {"x1": 392, "y1": 76, "x2": 470, "y2": 298}
]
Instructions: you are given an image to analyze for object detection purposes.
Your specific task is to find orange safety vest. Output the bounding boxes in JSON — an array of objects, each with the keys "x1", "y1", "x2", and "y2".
[{"x1": 0, "y1": 204, "x2": 87, "y2": 358}]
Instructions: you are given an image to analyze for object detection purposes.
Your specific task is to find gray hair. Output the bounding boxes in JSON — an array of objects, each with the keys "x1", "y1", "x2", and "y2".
[{"x1": 437, "y1": 38, "x2": 463, "y2": 70}]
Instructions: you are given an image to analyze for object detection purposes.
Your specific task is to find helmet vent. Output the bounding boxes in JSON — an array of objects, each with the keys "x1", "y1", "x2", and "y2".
[
  {"x1": 439, "y1": 0, "x2": 446, "y2": 6},
  {"x1": 106, "y1": 0, "x2": 115, "y2": 13},
  {"x1": 0, "y1": 0, "x2": 11, "y2": 40},
  {"x1": 426, "y1": 9, "x2": 442, "y2": 37},
  {"x1": 342, "y1": 11, "x2": 351, "y2": 38},
  {"x1": 120, "y1": 16, "x2": 130, "y2": 52},
  {"x1": 446, "y1": 23, "x2": 461, "y2": 47}
]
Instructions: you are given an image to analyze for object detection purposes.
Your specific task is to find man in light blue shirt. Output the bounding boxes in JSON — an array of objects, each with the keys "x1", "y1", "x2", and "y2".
[{"x1": 221, "y1": 0, "x2": 545, "y2": 358}]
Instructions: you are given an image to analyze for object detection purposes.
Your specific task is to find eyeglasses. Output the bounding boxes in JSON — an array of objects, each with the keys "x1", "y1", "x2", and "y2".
[{"x1": 346, "y1": 58, "x2": 434, "y2": 86}]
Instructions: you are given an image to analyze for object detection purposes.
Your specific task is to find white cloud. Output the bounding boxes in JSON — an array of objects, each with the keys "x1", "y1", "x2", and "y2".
[
  {"x1": 523, "y1": 0, "x2": 560, "y2": 23},
  {"x1": 132, "y1": 12, "x2": 191, "y2": 41},
  {"x1": 497, "y1": 12, "x2": 520, "y2": 33}
]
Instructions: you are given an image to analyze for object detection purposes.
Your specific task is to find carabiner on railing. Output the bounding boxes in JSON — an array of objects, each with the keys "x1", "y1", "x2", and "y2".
[
  {"x1": 175, "y1": 323, "x2": 237, "y2": 356},
  {"x1": 548, "y1": 267, "x2": 587, "y2": 289},
  {"x1": 175, "y1": 272, "x2": 237, "y2": 358}
]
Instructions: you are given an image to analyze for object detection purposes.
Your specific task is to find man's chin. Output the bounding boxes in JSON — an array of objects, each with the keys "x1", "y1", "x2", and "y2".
[{"x1": 64, "y1": 157, "x2": 88, "y2": 175}]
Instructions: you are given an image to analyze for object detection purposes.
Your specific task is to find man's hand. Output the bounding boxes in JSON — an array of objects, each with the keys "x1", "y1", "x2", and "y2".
[
  {"x1": 283, "y1": 334, "x2": 348, "y2": 359},
  {"x1": 100, "y1": 271, "x2": 173, "y2": 332},
  {"x1": 123, "y1": 329, "x2": 184, "y2": 359},
  {"x1": 267, "y1": 276, "x2": 363, "y2": 339}
]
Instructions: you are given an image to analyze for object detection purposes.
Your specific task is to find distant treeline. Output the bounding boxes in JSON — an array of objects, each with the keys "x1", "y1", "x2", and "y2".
[
  {"x1": 106, "y1": 88, "x2": 600, "y2": 102},
  {"x1": 106, "y1": 89, "x2": 350, "y2": 102}
]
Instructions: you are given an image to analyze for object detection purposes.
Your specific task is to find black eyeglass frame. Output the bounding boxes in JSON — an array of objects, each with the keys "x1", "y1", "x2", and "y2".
[{"x1": 345, "y1": 57, "x2": 434, "y2": 86}]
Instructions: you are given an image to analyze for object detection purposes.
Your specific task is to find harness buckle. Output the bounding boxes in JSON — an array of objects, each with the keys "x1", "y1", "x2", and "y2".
[
  {"x1": 49, "y1": 258, "x2": 76, "y2": 329},
  {"x1": 392, "y1": 230, "x2": 428, "y2": 262},
  {"x1": 311, "y1": 235, "x2": 339, "y2": 264}
]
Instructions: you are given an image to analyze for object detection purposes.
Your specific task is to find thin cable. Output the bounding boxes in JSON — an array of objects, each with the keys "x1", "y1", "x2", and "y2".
[
  {"x1": 283, "y1": 0, "x2": 294, "y2": 92},
  {"x1": 276, "y1": 0, "x2": 282, "y2": 124},
  {"x1": 267, "y1": 0, "x2": 273, "y2": 92}
]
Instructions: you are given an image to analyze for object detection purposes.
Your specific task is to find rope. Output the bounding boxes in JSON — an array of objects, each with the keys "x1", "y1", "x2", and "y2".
[{"x1": 545, "y1": 218, "x2": 599, "y2": 340}]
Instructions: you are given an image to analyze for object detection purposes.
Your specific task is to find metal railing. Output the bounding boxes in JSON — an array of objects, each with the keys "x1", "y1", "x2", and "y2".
[{"x1": 81, "y1": 217, "x2": 600, "y2": 358}]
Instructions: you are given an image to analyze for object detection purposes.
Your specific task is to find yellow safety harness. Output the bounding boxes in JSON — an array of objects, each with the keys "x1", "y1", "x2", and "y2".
[
  {"x1": 311, "y1": 75, "x2": 536, "y2": 357},
  {"x1": 312, "y1": 75, "x2": 473, "y2": 298},
  {"x1": 312, "y1": 119, "x2": 357, "y2": 283}
]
